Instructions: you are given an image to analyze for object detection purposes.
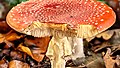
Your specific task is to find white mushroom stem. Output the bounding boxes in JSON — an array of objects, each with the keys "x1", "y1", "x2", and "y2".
[
  {"x1": 46, "y1": 32, "x2": 72, "y2": 68},
  {"x1": 68, "y1": 37, "x2": 85, "y2": 60},
  {"x1": 46, "y1": 32, "x2": 85, "y2": 68}
]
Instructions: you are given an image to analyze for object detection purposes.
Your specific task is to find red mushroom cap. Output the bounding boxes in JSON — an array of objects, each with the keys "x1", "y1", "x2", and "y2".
[{"x1": 6, "y1": 0, "x2": 116, "y2": 38}]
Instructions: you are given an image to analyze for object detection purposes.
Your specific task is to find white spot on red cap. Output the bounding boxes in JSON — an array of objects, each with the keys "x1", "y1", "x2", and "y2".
[
  {"x1": 97, "y1": 15, "x2": 100, "y2": 17},
  {"x1": 10, "y1": 16, "x2": 13, "y2": 18},
  {"x1": 100, "y1": 19, "x2": 104, "y2": 21},
  {"x1": 97, "y1": 27, "x2": 99, "y2": 30},
  {"x1": 16, "y1": 9, "x2": 19, "y2": 11},
  {"x1": 24, "y1": 16, "x2": 27, "y2": 19},
  {"x1": 101, "y1": 3, "x2": 104, "y2": 6},
  {"x1": 106, "y1": 11, "x2": 110, "y2": 13},
  {"x1": 84, "y1": 2, "x2": 87, "y2": 4},
  {"x1": 95, "y1": 22, "x2": 98, "y2": 25},
  {"x1": 10, "y1": 10, "x2": 13, "y2": 13},
  {"x1": 86, "y1": 20, "x2": 88, "y2": 22},
  {"x1": 83, "y1": 20, "x2": 86, "y2": 22},
  {"x1": 26, "y1": 12, "x2": 28, "y2": 15},
  {"x1": 12, "y1": 14, "x2": 15, "y2": 16},
  {"x1": 99, "y1": 26, "x2": 102, "y2": 28},
  {"x1": 13, "y1": 18, "x2": 16, "y2": 21},
  {"x1": 17, "y1": 22, "x2": 20, "y2": 23},
  {"x1": 24, "y1": 22, "x2": 28, "y2": 24},
  {"x1": 21, "y1": 14, "x2": 23, "y2": 16},
  {"x1": 102, "y1": 12, "x2": 105, "y2": 15}
]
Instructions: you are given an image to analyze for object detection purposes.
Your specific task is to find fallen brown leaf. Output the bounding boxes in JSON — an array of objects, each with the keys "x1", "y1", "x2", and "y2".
[
  {"x1": 109, "y1": 29, "x2": 120, "y2": 45},
  {"x1": 96, "y1": 30, "x2": 114, "y2": 40},
  {"x1": 9, "y1": 60, "x2": 30, "y2": 68},
  {"x1": 24, "y1": 37, "x2": 51, "y2": 53},
  {"x1": 17, "y1": 43, "x2": 44, "y2": 62},
  {"x1": 4, "y1": 30, "x2": 24, "y2": 41},
  {"x1": 10, "y1": 50, "x2": 23, "y2": 60},
  {"x1": 92, "y1": 42, "x2": 112, "y2": 52},
  {"x1": 0, "y1": 36, "x2": 4, "y2": 43},
  {"x1": 0, "y1": 49, "x2": 10, "y2": 57},
  {"x1": 115, "y1": 55, "x2": 120, "y2": 67},
  {"x1": 0, "y1": 21, "x2": 11, "y2": 33},
  {"x1": 86, "y1": 29, "x2": 116, "y2": 42},
  {"x1": 3, "y1": 40, "x2": 14, "y2": 48},
  {"x1": 0, "y1": 59, "x2": 8, "y2": 68},
  {"x1": 0, "y1": 30, "x2": 24, "y2": 43},
  {"x1": 103, "y1": 48, "x2": 115, "y2": 68},
  {"x1": 81, "y1": 52, "x2": 105, "y2": 68},
  {"x1": 111, "y1": 45, "x2": 120, "y2": 55}
]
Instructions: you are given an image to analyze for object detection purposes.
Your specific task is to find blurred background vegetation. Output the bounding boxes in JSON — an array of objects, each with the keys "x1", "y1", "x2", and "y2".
[
  {"x1": 4, "y1": 0, "x2": 28, "y2": 8},
  {"x1": 0, "y1": 0, "x2": 28, "y2": 20}
]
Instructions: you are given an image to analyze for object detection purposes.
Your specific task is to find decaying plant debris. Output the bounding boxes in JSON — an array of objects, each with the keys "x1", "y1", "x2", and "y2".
[{"x1": 0, "y1": 0, "x2": 120, "y2": 68}]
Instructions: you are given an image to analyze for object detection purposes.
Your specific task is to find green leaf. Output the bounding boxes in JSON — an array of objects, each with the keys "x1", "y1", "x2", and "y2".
[
  {"x1": 5, "y1": 0, "x2": 28, "y2": 8},
  {"x1": 97, "y1": 0, "x2": 108, "y2": 5},
  {"x1": 19, "y1": 0, "x2": 28, "y2": 3},
  {"x1": 5, "y1": 0, "x2": 19, "y2": 7}
]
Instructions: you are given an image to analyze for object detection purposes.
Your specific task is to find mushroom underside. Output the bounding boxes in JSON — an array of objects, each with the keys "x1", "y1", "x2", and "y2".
[{"x1": 22, "y1": 21, "x2": 99, "y2": 38}]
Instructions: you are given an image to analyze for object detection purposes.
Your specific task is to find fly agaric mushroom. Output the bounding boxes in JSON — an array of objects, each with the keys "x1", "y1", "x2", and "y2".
[{"x1": 6, "y1": 0, "x2": 116, "y2": 68}]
